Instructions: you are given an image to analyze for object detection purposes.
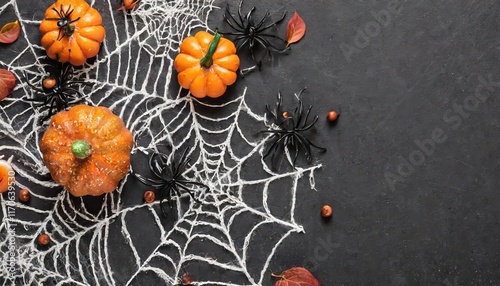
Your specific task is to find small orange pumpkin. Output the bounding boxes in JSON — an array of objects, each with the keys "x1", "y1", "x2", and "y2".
[
  {"x1": 174, "y1": 31, "x2": 240, "y2": 98},
  {"x1": 40, "y1": 0, "x2": 105, "y2": 66},
  {"x1": 40, "y1": 105, "x2": 133, "y2": 196}
]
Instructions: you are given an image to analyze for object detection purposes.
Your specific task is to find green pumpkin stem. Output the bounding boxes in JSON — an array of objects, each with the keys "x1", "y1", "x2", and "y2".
[
  {"x1": 199, "y1": 31, "x2": 221, "y2": 69},
  {"x1": 71, "y1": 140, "x2": 92, "y2": 159}
]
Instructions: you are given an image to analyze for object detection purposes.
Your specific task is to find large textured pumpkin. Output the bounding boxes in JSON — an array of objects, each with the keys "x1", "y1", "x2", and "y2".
[
  {"x1": 40, "y1": 105, "x2": 133, "y2": 196},
  {"x1": 174, "y1": 31, "x2": 240, "y2": 98},
  {"x1": 39, "y1": 0, "x2": 105, "y2": 66}
]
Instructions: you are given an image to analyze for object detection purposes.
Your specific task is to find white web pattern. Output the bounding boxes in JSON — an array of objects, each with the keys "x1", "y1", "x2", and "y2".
[{"x1": 0, "y1": 0, "x2": 321, "y2": 285}]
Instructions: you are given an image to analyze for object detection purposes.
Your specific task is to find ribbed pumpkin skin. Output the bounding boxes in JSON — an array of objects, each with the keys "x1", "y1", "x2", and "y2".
[
  {"x1": 39, "y1": 0, "x2": 105, "y2": 66},
  {"x1": 174, "y1": 31, "x2": 240, "y2": 98},
  {"x1": 40, "y1": 105, "x2": 133, "y2": 196}
]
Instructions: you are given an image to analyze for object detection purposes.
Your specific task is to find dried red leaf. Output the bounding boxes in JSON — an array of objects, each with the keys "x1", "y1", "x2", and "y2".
[
  {"x1": 272, "y1": 267, "x2": 320, "y2": 286},
  {"x1": 0, "y1": 69, "x2": 16, "y2": 100},
  {"x1": 0, "y1": 20, "x2": 21, "y2": 44},
  {"x1": 286, "y1": 12, "x2": 306, "y2": 46}
]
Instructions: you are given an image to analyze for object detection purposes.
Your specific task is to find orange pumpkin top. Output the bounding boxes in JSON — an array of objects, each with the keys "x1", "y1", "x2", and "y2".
[
  {"x1": 40, "y1": 105, "x2": 133, "y2": 196},
  {"x1": 174, "y1": 31, "x2": 240, "y2": 98},
  {"x1": 40, "y1": 0, "x2": 105, "y2": 66}
]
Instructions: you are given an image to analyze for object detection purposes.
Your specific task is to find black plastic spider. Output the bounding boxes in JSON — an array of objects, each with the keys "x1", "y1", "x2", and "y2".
[
  {"x1": 25, "y1": 63, "x2": 86, "y2": 122},
  {"x1": 135, "y1": 148, "x2": 209, "y2": 218},
  {"x1": 261, "y1": 89, "x2": 326, "y2": 168},
  {"x1": 45, "y1": 5, "x2": 80, "y2": 40},
  {"x1": 221, "y1": 0, "x2": 289, "y2": 76}
]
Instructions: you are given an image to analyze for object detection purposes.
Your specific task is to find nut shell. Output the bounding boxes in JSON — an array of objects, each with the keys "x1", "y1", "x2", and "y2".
[
  {"x1": 18, "y1": 189, "x2": 30, "y2": 202},
  {"x1": 321, "y1": 205, "x2": 333, "y2": 218}
]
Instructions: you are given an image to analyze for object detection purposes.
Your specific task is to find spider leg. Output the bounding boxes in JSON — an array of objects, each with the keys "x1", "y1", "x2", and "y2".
[
  {"x1": 243, "y1": 7, "x2": 256, "y2": 24},
  {"x1": 235, "y1": 37, "x2": 250, "y2": 51},
  {"x1": 223, "y1": 11, "x2": 244, "y2": 32},
  {"x1": 271, "y1": 134, "x2": 289, "y2": 166},
  {"x1": 252, "y1": 37, "x2": 273, "y2": 64},
  {"x1": 256, "y1": 11, "x2": 287, "y2": 32},
  {"x1": 265, "y1": 104, "x2": 278, "y2": 119},
  {"x1": 159, "y1": 185, "x2": 173, "y2": 218},
  {"x1": 253, "y1": 12, "x2": 270, "y2": 31},
  {"x1": 149, "y1": 154, "x2": 165, "y2": 179},
  {"x1": 299, "y1": 115, "x2": 319, "y2": 131},
  {"x1": 237, "y1": 0, "x2": 245, "y2": 24},
  {"x1": 276, "y1": 91, "x2": 283, "y2": 114},
  {"x1": 292, "y1": 135, "x2": 300, "y2": 166},
  {"x1": 175, "y1": 147, "x2": 192, "y2": 177},
  {"x1": 295, "y1": 100, "x2": 304, "y2": 129},
  {"x1": 254, "y1": 35, "x2": 289, "y2": 53},
  {"x1": 219, "y1": 32, "x2": 246, "y2": 37},
  {"x1": 262, "y1": 134, "x2": 282, "y2": 159},
  {"x1": 239, "y1": 65, "x2": 259, "y2": 77},
  {"x1": 293, "y1": 133, "x2": 313, "y2": 163},
  {"x1": 134, "y1": 173, "x2": 165, "y2": 188},
  {"x1": 176, "y1": 180, "x2": 209, "y2": 193},
  {"x1": 254, "y1": 33, "x2": 287, "y2": 43},
  {"x1": 260, "y1": 129, "x2": 287, "y2": 135},
  {"x1": 301, "y1": 134, "x2": 327, "y2": 152}
]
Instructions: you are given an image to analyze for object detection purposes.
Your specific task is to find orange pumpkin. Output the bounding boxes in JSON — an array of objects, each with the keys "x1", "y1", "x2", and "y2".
[
  {"x1": 40, "y1": 0, "x2": 105, "y2": 66},
  {"x1": 174, "y1": 31, "x2": 240, "y2": 98},
  {"x1": 40, "y1": 105, "x2": 133, "y2": 196}
]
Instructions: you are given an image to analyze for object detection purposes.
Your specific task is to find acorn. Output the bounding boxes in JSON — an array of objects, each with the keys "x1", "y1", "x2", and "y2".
[
  {"x1": 321, "y1": 205, "x2": 333, "y2": 218},
  {"x1": 37, "y1": 234, "x2": 50, "y2": 246},
  {"x1": 327, "y1": 110, "x2": 339, "y2": 122},
  {"x1": 143, "y1": 190, "x2": 155, "y2": 203}
]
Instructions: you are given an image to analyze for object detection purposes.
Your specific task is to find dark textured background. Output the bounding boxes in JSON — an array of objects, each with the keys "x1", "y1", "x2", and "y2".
[
  {"x1": 211, "y1": 0, "x2": 500, "y2": 285},
  {"x1": 1, "y1": 0, "x2": 499, "y2": 285}
]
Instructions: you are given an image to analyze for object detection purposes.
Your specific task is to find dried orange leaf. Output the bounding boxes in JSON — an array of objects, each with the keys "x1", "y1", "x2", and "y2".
[
  {"x1": 0, "y1": 20, "x2": 20, "y2": 44},
  {"x1": 272, "y1": 267, "x2": 320, "y2": 286},
  {"x1": 0, "y1": 69, "x2": 16, "y2": 100},
  {"x1": 286, "y1": 12, "x2": 306, "y2": 46}
]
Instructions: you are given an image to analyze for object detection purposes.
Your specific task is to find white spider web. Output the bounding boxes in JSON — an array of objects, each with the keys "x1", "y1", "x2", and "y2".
[{"x1": 0, "y1": 0, "x2": 322, "y2": 285}]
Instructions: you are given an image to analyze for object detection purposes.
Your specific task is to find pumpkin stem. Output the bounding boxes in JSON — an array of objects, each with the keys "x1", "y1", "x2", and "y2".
[
  {"x1": 71, "y1": 140, "x2": 92, "y2": 159},
  {"x1": 199, "y1": 31, "x2": 221, "y2": 69}
]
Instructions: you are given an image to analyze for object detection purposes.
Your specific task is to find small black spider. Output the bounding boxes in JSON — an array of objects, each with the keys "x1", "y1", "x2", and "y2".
[
  {"x1": 135, "y1": 148, "x2": 209, "y2": 218},
  {"x1": 262, "y1": 89, "x2": 326, "y2": 168},
  {"x1": 25, "y1": 63, "x2": 86, "y2": 122},
  {"x1": 221, "y1": 0, "x2": 289, "y2": 76},
  {"x1": 45, "y1": 4, "x2": 81, "y2": 40}
]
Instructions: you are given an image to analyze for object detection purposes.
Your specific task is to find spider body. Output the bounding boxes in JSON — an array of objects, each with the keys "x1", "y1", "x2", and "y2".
[
  {"x1": 25, "y1": 63, "x2": 85, "y2": 122},
  {"x1": 45, "y1": 5, "x2": 80, "y2": 40},
  {"x1": 262, "y1": 90, "x2": 326, "y2": 167},
  {"x1": 221, "y1": 0, "x2": 289, "y2": 75},
  {"x1": 135, "y1": 148, "x2": 208, "y2": 218}
]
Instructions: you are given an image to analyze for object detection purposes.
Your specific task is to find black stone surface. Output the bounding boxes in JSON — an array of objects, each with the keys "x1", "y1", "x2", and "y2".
[{"x1": 1, "y1": 0, "x2": 499, "y2": 285}]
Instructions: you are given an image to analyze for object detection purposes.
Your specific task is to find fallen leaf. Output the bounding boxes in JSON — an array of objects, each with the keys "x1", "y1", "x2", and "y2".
[
  {"x1": 272, "y1": 267, "x2": 320, "y2": 286},
  {"x1": 286, "y1": 12, "x2": 306, "y2": 46},
  {"x1": 0, "y1": 20, "x2": 21, "y2": 44},
  {"x1": 0, "y1": 69, "x2": 16, "y2": 100}
]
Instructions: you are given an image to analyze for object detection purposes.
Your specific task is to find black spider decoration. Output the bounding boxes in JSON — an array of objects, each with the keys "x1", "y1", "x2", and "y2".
[
  {"x1": 45, "y1": 5, "x2": 81, "y2": 41},
  {"x1": 221, "y1": 0, "x2": 289, "y2": 76},
  {"x1": 135, "y1": 148, "x2": 209, "y2": 218},
  {"x1": 262, "y1": 89, "x2": 326, "y2": 168},
  {"x1": 25, "y1": 63, "x2": 86, "y2": 122}
]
